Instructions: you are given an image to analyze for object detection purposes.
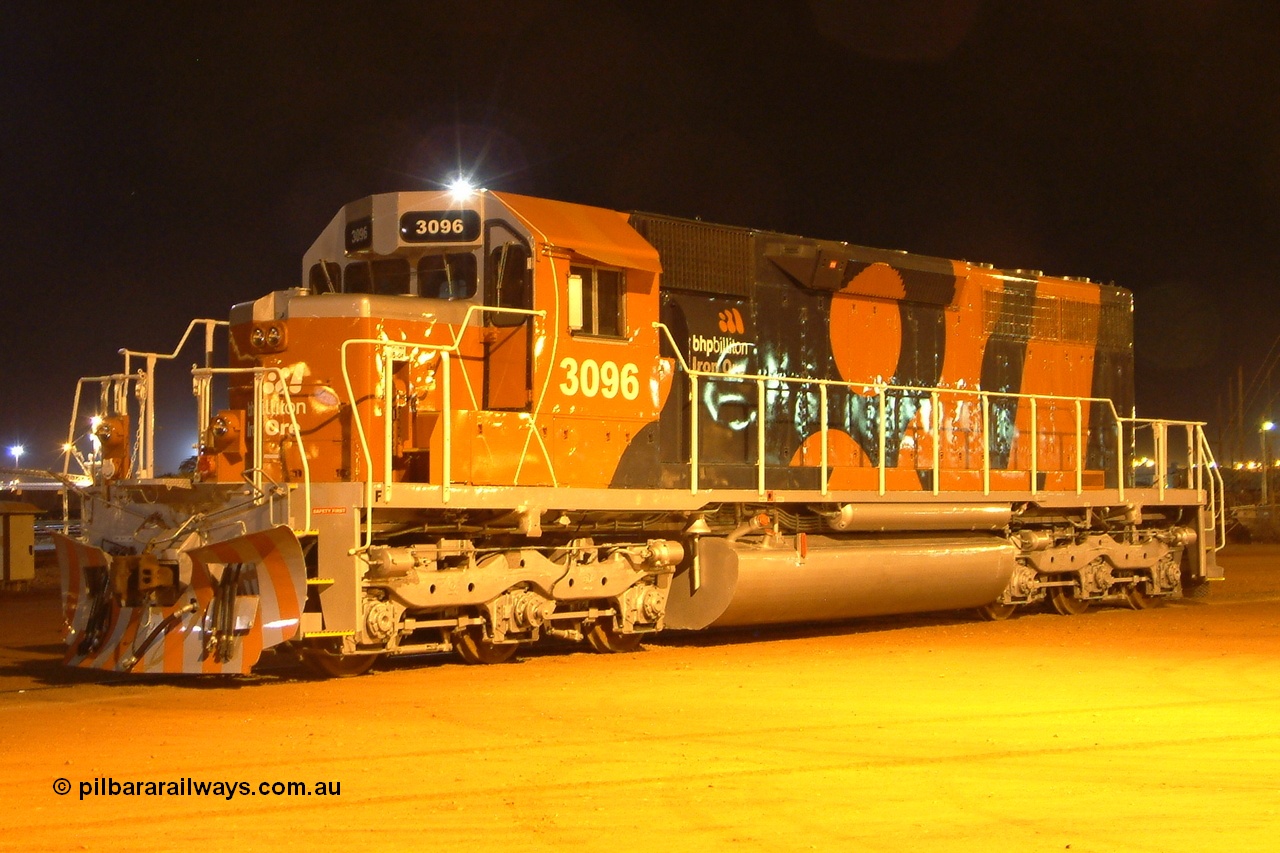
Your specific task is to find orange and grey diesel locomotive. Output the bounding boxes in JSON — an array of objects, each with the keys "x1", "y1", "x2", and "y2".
[{"x1": 55, "y1": 188, "x2": 1224, "y2": 675}]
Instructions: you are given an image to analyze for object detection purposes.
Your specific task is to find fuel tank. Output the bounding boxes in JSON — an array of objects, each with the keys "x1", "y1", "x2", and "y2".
[{"x1": 665, "y1": 533, "x2": 1016, "y2": 630}]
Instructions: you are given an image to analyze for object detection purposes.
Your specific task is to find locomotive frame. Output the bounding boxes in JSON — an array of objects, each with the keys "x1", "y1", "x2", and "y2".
[{"x1": 55, "y1": 188, "x2": 1225, "y2": 676}]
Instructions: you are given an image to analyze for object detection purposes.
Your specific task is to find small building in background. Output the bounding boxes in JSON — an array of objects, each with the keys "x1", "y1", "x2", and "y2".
[{"x1": 0, "y1": 501, "x2": 42, "y2": 586}]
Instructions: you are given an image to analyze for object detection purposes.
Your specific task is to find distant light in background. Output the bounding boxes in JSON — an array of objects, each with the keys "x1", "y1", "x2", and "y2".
[
  {"x1": 1261, "y1": 421, "x2": 1276, "y2": 504},
  {"x1": 9, "y1": 444, "x2": 23, "y2": 467}
]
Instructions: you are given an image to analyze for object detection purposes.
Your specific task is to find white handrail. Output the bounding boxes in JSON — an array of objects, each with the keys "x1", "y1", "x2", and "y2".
[
  {"x1": 652, "y1": 321, "x2": 1214, "y2": 504},
  {"x1": 62, "y1": 373, "x2": 138, "y2": 482},
  {"x1": 1195, "y1": 426, "x2": 1227, "y2": 552},
  {"x1": 190, "y1": 366, "x2": 312, "y2": 519},
  {"x1": 62, "y1": 320, "x2": 227, "y2": 483},
  {"x1": 118, "y1": 319, "x2": 228, "y2": 478},
  {"x1": 339, "y1": 305, "x2": 546, "y2": 551}
]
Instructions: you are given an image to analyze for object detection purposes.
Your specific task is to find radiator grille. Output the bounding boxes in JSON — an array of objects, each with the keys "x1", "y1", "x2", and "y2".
[
  {"x1": 630, "y1": 214, "x2": 753, "y2": 298},
  {"x1": 983, "y1": 290, "x2": 1132, "y2": 350}
]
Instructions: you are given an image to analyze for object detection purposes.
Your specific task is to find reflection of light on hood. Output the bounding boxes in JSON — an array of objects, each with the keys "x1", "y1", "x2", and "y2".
[
  {"x1": 263, "y1": 618, "x2": 300, "y2": 630},
  {"x1": 312, "y1": 386, "x2": 341, "y2": 412},
  {"x1": 702, "y1": 344, "x2": 755, "y2": 431},
  {"x1": 704, "y1": 379, "x2": 754, "y2": 432}
]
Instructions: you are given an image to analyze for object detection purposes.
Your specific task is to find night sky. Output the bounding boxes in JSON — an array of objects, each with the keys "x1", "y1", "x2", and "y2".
[{"x1": 3, "y1": 1, "x2": 1279, "y2": 471}]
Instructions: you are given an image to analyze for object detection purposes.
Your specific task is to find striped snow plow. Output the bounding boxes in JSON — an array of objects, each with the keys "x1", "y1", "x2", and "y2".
[{"x1": 54, "y1": 526, "x2": 306, "y2": 674}]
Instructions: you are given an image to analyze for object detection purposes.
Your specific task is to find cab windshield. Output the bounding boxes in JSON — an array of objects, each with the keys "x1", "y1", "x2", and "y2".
[{"x1": 418, "y1": 252, "x2": 478, "y2": 299}]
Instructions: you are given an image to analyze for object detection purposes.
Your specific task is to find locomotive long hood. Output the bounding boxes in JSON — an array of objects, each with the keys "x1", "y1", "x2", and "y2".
[{"x1": 54, "y1": 527, "x2": 307, "y2": 675}]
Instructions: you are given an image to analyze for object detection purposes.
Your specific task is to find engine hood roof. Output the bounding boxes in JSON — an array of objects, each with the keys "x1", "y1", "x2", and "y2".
[{"x1": 491, "y1": 191, "x2": 662, "y2": 274}]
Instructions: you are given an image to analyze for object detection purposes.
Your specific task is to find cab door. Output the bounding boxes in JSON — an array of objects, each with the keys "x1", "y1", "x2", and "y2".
[{"x1": 483, "y1": 224, "x2": 533, "y2": 411}]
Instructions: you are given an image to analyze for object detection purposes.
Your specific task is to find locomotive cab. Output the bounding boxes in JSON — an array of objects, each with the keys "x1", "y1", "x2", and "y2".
[{"x1": 199, "y1": 189, "x2": 667, "y2": 491}]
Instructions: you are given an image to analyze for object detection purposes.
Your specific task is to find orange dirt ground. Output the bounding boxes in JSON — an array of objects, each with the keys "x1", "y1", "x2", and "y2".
[{"x1": 1, "y1": 545, "x2": 1278, "y2": 852}]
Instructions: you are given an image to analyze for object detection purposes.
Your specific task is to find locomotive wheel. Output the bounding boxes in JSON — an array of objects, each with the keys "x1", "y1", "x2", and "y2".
[
  {"x1": 455, "y1": 627, "x2": 518, "y2": 665},
  {"x1": 1048, "y1": 585, "x2": 1091, "y2": 616},
  {"x1": 302, "y1": 650, "x2": 379, "y2": 678},
  {"x1": 1124, "y1": 582, "x2": 1156, "y2": 610},
  {"x1": 584, "y1": 621, "x2": 644, "y2": 654},
  {"x1": 976, "y1": 601, "x2": 1017, "y2": 621}
]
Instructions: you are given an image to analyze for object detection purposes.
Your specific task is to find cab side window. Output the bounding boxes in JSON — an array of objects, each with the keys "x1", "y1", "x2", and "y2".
[
  {"x1": 308, "y1": 261, "x2": 341, "y2": 293},
  {"x1": 569, "y1": 264, "x2": 625, "y2": 337}
]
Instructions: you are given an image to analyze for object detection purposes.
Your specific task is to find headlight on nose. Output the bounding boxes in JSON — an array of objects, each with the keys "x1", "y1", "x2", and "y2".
[{"x1": 249, "y1": 323, "x2": 286, "y2": 351}]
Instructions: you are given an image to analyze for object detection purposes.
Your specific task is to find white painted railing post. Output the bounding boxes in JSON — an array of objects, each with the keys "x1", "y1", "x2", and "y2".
[{"x1": 820, "y1": 384, "x2": 829, "y2": 497}]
